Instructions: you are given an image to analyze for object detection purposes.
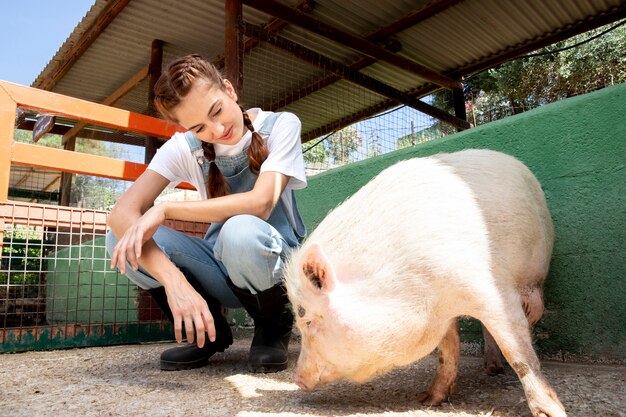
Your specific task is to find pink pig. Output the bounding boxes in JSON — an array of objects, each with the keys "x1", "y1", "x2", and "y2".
[{"x1": 285, "y1": 149, "x2": 566, "y2": 417}]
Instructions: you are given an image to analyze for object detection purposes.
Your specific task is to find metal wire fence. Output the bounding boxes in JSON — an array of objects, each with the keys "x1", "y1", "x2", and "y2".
[
  {"x1": 0, "y1": 202, "x2": 180, "y2": 352},
  {"x1": 301, "y1": 104, "x2": 454, "y2": 175}
]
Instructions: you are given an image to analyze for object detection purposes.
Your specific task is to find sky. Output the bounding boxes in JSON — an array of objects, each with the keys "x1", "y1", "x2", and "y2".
[{"x1": 0, "y1": 1, "x2": 95, "y2": 86}]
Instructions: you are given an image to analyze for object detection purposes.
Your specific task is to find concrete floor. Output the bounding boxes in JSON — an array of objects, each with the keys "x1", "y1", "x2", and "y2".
[{"x1": 0, "y1": 336, "x2": 624, "y2": 417}]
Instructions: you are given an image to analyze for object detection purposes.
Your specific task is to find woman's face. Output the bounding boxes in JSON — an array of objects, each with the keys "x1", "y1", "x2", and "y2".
[{"x1": 173, "y1": 78, "x2": 245, "y2": 145}]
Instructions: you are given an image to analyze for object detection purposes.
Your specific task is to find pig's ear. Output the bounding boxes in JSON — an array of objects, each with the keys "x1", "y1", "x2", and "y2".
[{"x1": 300, "y1": 243, "x2": 335, "y2": 292}]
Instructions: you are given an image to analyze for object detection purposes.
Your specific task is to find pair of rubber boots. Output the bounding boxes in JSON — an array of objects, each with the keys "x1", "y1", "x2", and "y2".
[{"x1": 148, "y1": 280, "x2": 293, "y2": 373}]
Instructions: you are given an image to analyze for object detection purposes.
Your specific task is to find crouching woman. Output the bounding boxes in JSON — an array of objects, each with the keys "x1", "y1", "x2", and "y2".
[{"x1": 107, "y1": 54, "x2": 307, "y2": 373}]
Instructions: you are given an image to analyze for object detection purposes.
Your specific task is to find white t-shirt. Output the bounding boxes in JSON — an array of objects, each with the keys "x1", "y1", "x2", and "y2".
[{"x1": 147, "y1": 109, "x2": 307, "y2": 200}]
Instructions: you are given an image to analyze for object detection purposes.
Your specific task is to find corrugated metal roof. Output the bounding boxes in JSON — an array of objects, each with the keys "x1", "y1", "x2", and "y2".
[{"x1": 27, "y1": 0, "x2": 626, "y2": 140}]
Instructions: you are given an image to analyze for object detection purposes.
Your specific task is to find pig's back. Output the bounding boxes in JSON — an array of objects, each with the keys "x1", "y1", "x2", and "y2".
[{"x1": 309, "y1": 149, "x2": 553, "y2": 288}]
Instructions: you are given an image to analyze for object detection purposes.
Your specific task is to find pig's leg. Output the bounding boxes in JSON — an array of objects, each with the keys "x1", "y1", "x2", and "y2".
[
  {"x1": 483, "y1": 285, "x2": 544, "y2": 376},
  {"x1": 482, "y1": 324, "x2": 505, "y2": 375},
  {"x1": 480, "y1": 304, "x2": 566, "y2": 417},
  {"x1": 417, "y1": 319, "x2": 460, "y2": 406}
]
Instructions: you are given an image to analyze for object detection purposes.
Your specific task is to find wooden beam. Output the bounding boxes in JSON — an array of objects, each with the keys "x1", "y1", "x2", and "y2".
[
  {"x1": 145, "y1": 40, "x2": 164, "y2": 163},
  {"x1": 266, "y1": 0, "x2": 464, "y2": 111},
  {"x1": 452, "y1": 86, "x2": 467, "y2": 131},
  {"x1": 14, "y1": 169, "x2": 34, "y2": 188},
  {"x1": 241, "y1": 22, "x2": 470, "y2": 130},
  {"x1": 214, "y1": 0, "x2": 315, "y2": 69},
  {"x1": 62, "y1": 64, "x2": 150, "y2": 145},
  {"x1": 59, "y1": 136, "x2": 76, "y2": 206},
  {"x1": 43, "y1": 176, "x2": 62, "y2": 192},
  {"x1": 241, "y1": 0, "x2": 462, "y2": 90},
  {"x1": 224, "y1": 0, "x2": 244, "y2": 98},
  {"x1": 367, "y1": 0, "x2": 465, "y2": 40},
  {"x1": 34, "y1": 0, "x2": 131, "y2": 91}
]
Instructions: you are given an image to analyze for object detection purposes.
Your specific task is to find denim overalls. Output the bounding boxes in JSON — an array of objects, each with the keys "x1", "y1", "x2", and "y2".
[{"x1": 106, "y1": 112, "x2": 306, "y2": 307}]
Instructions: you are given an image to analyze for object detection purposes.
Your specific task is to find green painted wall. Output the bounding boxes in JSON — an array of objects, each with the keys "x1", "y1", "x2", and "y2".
[
  {"x1": 295, "y1": 83, "x2": 626, "y2": 361},
  {"x1": 46, "y1": 237, "x2": 138, "y2": 324}
]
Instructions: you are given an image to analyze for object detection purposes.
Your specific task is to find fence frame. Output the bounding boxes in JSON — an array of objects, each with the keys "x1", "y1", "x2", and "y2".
[
  {"x1": 0, "y1": 81, "x2": 204, "y2": 352},
  {"x1": 0, "y1": 80, "x2": 183, "y2": 201}
]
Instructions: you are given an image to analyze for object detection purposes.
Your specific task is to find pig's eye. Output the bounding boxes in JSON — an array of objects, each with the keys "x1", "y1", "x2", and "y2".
[{"x1": 297, "y1": 305, "x2": 306, "y2": 318}]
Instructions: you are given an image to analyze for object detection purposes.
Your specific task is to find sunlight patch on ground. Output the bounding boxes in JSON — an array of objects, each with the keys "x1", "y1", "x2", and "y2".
[{"x1": 226, "y1": 373, "x2": 300, "y2": 398}]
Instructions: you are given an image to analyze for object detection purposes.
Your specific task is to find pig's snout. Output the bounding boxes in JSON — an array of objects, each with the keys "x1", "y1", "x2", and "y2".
[
  {"x1": 294, "y1": 372, "x2": 316, "y2": 392},
  {"x1": 294, "y1": 366, "x2": 324, "y2": 392},
  {"x1": 293, "y1": 360, "x2": 329, "y2": 392}
]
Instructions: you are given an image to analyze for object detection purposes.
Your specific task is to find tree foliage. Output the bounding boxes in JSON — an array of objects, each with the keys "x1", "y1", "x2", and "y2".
[
  {"x1": 303, "y1": 125, "x2": 363, "y2": 167},
  {"x1": 327, "y1": 125, "x2": 362, "y2": 164},
  {"x1": 396, "y1": 124, "x2": 449, "y2": 149}
]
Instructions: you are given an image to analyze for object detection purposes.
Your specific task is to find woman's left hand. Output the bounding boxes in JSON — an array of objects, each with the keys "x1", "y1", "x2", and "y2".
[{"x1": 111, "y1": 205, "x2": 166, "y2": 274}]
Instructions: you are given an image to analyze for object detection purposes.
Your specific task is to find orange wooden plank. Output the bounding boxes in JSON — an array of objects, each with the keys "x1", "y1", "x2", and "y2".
[
  {"x1": 12, "y1": 142, "x2": 147, "y2": 181},
  {"x1": 11, "y1": 143, "x2": 196, "y2": 189},
  {"x1": 0, "y1": 85, "x2": 17, "y2": 201},
  {"x1": 0, "y1": 81, "x2": 183, "y2": 139}
]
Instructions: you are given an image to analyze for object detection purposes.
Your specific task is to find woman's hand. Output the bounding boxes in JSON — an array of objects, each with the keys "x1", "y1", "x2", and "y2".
[
  {"x1": 164, "y1": 276, "x2": 216, "y2": 348},
  {"x1": 110, "y1": 204, "x2": 166, "y2": 274}
]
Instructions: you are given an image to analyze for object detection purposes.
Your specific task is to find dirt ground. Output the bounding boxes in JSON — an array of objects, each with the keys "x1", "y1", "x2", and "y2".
[{"x1": 1, "y1": 335, "x2": 624, "y2": 417}]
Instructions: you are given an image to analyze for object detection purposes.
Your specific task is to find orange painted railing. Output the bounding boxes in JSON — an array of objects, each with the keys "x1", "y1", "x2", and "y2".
[{"x1": 0, "y1": 80, "x2": 187, "y2": 201}]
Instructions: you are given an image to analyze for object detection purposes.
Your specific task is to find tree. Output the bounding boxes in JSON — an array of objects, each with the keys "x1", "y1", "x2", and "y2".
[
  {"x1": 302, "y1": 139, "x2": 328, "y2": 165},
  {"x1": 327, "y1": 125, "x2": 362, "y2": 165},
  {"x1": 303, "y1": 125, "x2": 363, "y2": 168},
  {"x1": 396, "y1": 124, "x2": 448, "y2": 149},
  {"x1": 366, "y1": 131, "x2": 383, "y2": 158}
]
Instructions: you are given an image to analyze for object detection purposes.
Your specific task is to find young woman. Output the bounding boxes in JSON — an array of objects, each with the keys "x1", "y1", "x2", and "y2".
[{"x1": 107, "y1": 54, "x2": 307, "y2": 373}]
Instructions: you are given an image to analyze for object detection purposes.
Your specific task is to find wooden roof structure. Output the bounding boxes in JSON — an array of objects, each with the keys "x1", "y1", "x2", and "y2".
[{"x1": 10, "y1": 0, "x2": 626, "y2": 202}]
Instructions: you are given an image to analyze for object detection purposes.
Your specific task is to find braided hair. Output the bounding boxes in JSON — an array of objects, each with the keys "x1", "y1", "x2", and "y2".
[{"x1": 154, "y1": 54, "x2": 268, "y2": 198}]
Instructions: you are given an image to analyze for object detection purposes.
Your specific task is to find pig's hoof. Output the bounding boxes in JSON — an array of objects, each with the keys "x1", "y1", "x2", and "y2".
[
  {"x1": 417, "y1": 390, "x2": 447, "y2": 406},
  {"x1": 485, "y1": 363, "x2": 504, "y2": 376},
  {"x1": 530, "y1": 396, "x2": 567, "y2": 417}
]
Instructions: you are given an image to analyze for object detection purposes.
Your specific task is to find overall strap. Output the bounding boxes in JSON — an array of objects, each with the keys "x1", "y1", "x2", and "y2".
[
  {"x1": 258, "y1": 112, "x2": 283, "y2": 137},
  {"x1": 184, "y1": 112, "x2": 284, "y2": 184},
  {"x1": 184, "y1": 131, "x2": 211, "y2": 183}
]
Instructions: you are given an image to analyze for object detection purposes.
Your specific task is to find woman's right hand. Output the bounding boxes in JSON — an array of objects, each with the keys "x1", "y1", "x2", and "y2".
[
  {"x1": 110, "y1": 205, "x2": 166, "y2": 274},
  {"x1": 164, "y1": 276, "x2": 217, "y2": 348}
]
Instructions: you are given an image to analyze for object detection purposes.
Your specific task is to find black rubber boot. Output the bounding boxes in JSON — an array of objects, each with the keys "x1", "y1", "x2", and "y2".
[
  {"x1": 228, "y1": 282, "x2": 293, "y2": 373},
  {"x1": 146, "y1": 285, "x2": 233, "y2": 371}
]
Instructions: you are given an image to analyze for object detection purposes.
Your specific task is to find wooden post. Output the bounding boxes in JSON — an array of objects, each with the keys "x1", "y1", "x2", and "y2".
[
  {"x1": 59, "y1": 137, "x2": 76, "y2": 206},
  {"x1": 225, "y1": 0, "x2": 243, "y2": 98},
  {"x1": 452, "y1": 85, "x2": 468, "y2": 132},
  {"x1": 145, "y1": 39, "x2": 164, "y2": 164}
]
